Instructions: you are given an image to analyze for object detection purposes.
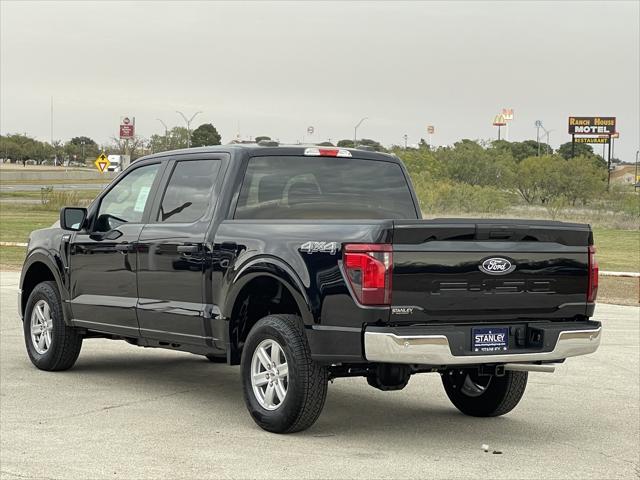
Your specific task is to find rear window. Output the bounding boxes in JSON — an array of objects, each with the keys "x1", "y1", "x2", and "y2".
[{"x1": 234, "y1": 156, "x2": 417, "y2": 220}]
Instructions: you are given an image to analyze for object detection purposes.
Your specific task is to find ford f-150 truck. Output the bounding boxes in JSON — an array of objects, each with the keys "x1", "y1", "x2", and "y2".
[{"x1": 19, "y1": 143, "x2": 601, "y2": 433}]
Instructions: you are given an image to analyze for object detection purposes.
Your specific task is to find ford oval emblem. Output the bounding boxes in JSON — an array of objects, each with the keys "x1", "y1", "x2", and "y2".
[{"x1": 479, "y1": 257, "x2": 516, "y2": 275}]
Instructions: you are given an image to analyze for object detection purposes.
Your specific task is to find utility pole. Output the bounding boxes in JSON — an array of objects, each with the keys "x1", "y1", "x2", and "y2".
[
  {"x1": 635, "y1": 150, "x2": 639, "y2": 191},
  {"x1": 176, "y1": 111, "x2": 202, "y2": 148},
  {"x1": 354, "y1": 117, "x2": 368, "y2": 148},
  {"x1": 50, "y1": 96, "x2": 54, "y2": 145},
  {"x1": 50, "y1": 96, "x2": 55, "y2": 165}
]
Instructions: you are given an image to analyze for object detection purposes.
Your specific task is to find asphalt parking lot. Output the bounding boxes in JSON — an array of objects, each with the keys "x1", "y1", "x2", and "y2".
[{"x1": 0, "y1": 271, "x2": 638, "y2": 479}]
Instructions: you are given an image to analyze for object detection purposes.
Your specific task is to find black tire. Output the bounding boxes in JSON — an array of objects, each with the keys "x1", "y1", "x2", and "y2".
[
  {"x1": 241, "y1": 314, "x2": 328, "y2": 433},
  {"x1": 441, "y1": 368, "x2": 527, "y2": 417},
  {"x1": 23, "y1": 281, "x2": 83, "y2": 371},
  {"x1": 205, "y1": 354, "x2": 226, "y2": 363}
]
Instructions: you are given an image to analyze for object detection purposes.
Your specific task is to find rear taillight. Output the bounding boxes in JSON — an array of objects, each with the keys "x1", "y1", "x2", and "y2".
[
  {"x1": 587, "y1": 245, "x2": 598, "y2": 303},
  {"x1": 343, "y1": 243, "x2": 392, "y2": 306}
]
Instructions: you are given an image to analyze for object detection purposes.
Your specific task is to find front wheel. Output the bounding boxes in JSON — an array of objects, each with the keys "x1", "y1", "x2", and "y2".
[
  {"x1": 441, "y1": 368, "x2": 527, "y2": 417},
  {"x1": 241, "y1": 314, "x2": 328, "y2": 433},
  {"x1": 23, "y1": 281, "x2": 83, "y2": 371}
]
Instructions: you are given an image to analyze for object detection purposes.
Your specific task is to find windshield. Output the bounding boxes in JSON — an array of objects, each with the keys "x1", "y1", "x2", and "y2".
[{"x1": 234, "y1": 156, "x2": 418, "y2": 220}]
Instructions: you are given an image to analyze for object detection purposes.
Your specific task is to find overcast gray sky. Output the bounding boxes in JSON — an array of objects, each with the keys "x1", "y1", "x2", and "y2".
[{"x1": 1, "y1": 1, "x2": 638, "y2": 160}]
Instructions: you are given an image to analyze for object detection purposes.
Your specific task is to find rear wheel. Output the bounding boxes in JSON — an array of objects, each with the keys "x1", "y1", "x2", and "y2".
[
  {"x1": 441, "y1": 368, "x2": 527, "y2": 417},
  {"x1": 23, "y1": 281, "x2": 83, "y2": 371},
  {"x1": 241, "y1": 314, "x2": 328, "y2": 433}
]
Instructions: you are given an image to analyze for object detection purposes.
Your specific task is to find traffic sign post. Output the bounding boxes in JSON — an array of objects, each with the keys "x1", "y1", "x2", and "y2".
[
  {"x1": 119, "y1": 116, "x2": 135, "y2": 139},
  {"x1": 94, "y1": 153, "x2": 110, "y2": 173}
]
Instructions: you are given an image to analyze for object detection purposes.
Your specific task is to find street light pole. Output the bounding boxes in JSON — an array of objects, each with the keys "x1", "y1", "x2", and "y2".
[
  {"x1": 176, "y1": 111, "x2": 202, "y2": 148},
  {"x1": 156, "y1": 118, "x2": 169, "y2": 150},
  {"x1": 354, "y1": 117, "x2": 368, "y2": 148},
  {"x1": 535, "y1": 120, "x2": 543, "y2": 157}
]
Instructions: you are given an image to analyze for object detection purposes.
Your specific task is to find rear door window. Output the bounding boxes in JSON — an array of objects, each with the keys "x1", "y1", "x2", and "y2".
[
  {"x1": 157, "y1": 159, "x2": 221, "y2": 223},
  {"x1": 235, "y1": 156, "x2": 417, "y2": 219}
]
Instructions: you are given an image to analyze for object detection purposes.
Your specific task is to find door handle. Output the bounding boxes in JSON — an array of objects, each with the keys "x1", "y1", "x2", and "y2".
[
  {"x1": 115, "y1": 243, "x2": 135, "y2": 252},
  {"x1": 177, "y1": 244, "x2": 200, "y2": 254}
]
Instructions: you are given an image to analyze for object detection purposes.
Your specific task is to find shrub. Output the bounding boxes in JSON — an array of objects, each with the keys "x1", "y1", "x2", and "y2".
[
  {"x1": 417, "y1": 181, "x2": 511, "y2": 214},
  {"x1": 40, "y1": 189, "x2": 90, "y2": 211}
]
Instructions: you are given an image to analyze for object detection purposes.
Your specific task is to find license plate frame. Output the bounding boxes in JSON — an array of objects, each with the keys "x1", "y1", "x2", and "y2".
[{"x1": 472, "y1": 327, "x2": 509, "y2": 353}]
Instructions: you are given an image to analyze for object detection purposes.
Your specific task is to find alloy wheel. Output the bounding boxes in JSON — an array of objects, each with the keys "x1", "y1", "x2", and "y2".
[
  {"x1": 250, "y1": 338, "x2": 289, "y2": 410},
  {"x1": 30, "y1": 299, "x2": 53, "y2": 355}
]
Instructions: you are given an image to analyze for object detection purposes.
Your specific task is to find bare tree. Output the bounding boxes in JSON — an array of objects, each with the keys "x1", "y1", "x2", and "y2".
[{"x1": 110, "y1": 135, "x2": 147, "y2": 160}]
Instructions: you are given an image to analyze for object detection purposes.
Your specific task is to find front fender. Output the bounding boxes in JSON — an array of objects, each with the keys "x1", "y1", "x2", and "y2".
[
  {"x1": 19, "y1": 248, "x2": 70, "y2": 322},
  {"x1": 222, "y1": 255, "x2": 315, "y2": 326}
]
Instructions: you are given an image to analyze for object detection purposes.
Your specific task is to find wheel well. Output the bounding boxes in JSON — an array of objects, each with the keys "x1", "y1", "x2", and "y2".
[
  {"x1": 229, "y1": 276, "x2": 301, "y2": 364},
  {"x1": 21, "y1": 262, "x2": 56, "y2": 316}
]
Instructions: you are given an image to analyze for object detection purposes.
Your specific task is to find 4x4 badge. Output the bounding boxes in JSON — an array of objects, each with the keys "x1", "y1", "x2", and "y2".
[{"x1": 300, "y1": 241, "x2": 338, "y2": 255}]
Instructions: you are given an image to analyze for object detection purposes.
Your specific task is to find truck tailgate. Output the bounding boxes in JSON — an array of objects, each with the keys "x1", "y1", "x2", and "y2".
[{"x1": 391, "y1": 219, "x2": 592, "y2": 321}]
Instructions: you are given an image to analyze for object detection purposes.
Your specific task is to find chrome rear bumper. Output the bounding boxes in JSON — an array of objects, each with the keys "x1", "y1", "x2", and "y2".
[{"x1": 364, "y1": 327, "x2": 602, "y2": 365}]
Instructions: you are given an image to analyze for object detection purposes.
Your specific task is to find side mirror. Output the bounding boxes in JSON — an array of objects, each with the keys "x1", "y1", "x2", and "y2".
[{"x1": 60, "y1": 207, "x2": 87, "y2": 231}]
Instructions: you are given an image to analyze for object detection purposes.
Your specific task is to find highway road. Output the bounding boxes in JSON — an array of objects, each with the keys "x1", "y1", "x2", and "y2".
[
  {"x1": 0, "y1": 271, "x2": 638, "y2": 479},
  {"x1": 0, "y1": 183, "x2": 108, "y2": 192}
]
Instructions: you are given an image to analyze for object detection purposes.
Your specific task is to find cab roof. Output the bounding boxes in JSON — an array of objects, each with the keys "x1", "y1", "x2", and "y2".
[{"x1": 136, "y1": 143, "x2": 400, "y2": 163}]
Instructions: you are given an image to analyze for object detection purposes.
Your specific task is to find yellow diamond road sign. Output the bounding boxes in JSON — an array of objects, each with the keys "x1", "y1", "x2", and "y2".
[{"x1": 94, "y1": 153, "x2": 110, "y2": 173}]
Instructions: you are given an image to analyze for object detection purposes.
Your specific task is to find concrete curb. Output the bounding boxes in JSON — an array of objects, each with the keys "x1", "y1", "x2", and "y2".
[{"x1": 600, "y1": 270, "x2": 640, "y2": 278}]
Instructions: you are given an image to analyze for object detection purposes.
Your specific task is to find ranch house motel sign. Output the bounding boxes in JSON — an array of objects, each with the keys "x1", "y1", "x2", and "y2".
[{"x1": 568, "y1": 116, "x2": 617, "y2": 186}]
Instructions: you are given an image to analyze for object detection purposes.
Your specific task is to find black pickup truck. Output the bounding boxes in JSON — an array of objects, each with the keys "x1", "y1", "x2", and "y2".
[{"x1": 19, "y1": 144, "x2": 601, "y2": 433}]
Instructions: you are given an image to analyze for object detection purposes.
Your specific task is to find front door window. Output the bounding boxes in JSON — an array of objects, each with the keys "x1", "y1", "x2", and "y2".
[{"x1": 94, "y1": 164, "x2": 160, "y2": 232}]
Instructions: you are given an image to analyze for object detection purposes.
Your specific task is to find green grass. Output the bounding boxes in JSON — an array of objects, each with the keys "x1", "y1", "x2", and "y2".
[
  {"x1": 593, "y1": 228, "x2": 639, "y2": 272},
  {"x1": 0, "y1": 189, "x2": 101, "y2": 200},
  {"x1": 0, "y1": 246, "x2": 26, "y2": 269},
  {"x1": 0, "y1": 204, "x2": 59, "y2": 243},
  {"x1": 0, "y1": 178, "x2": 109, "y2": 186},
  {"x1": 598, "y1": 276, "x2": 639, "y2": 306}
]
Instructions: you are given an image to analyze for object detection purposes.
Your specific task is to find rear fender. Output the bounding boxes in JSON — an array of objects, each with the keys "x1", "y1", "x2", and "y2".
[{"x1": 223, "y1": 256, "x2": 314, "y2": 326}]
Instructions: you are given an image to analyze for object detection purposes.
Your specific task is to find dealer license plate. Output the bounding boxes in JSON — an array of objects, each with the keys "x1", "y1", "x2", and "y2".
[{"x1": 472, "y1": 327, "x2": 509, "y2": 353}]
